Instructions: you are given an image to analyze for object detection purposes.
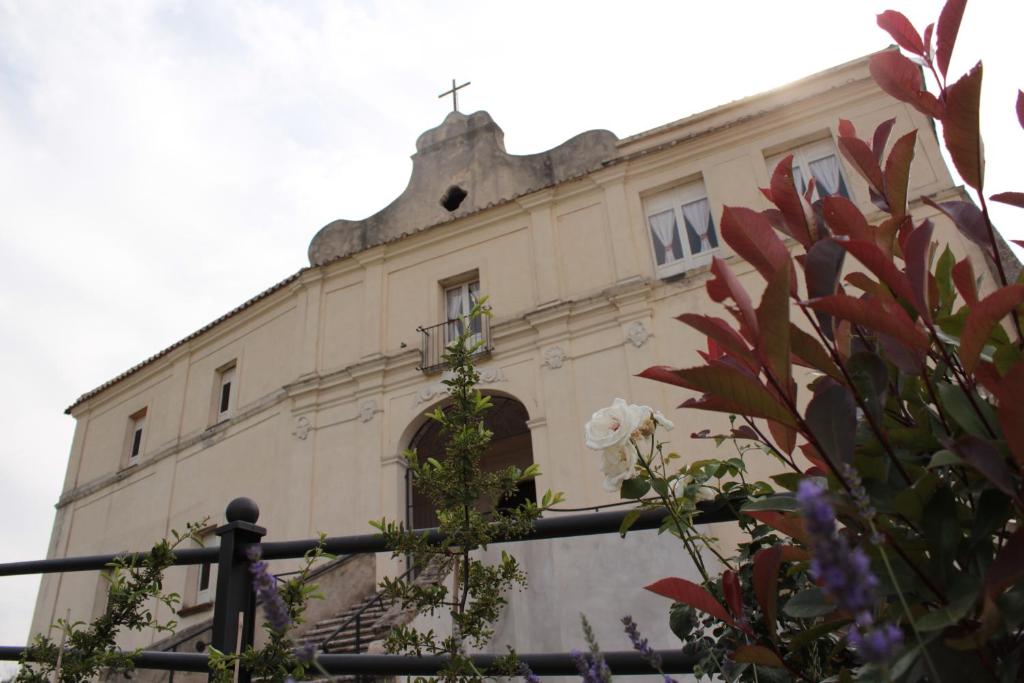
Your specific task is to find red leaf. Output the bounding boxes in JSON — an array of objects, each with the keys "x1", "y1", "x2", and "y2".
[
  {"x1": 733, "y1": 645, "x2": 785, "y2": 669},
  {"x1": 837, "y1": 136, "x2": 885, "y2": 195},
  {"x1": 952, "y1": 257, "x2": 978, "y2": 305},
  {"x1": 756, "y1": 261, "x2": 792, "y2": 387},
  {"x1": 720, "y1": 206, "x2": 792, "y2": 286},
  {"x1": 670, "y1": 364, "x2": 799, "y2": 427},
  {"x1": 753, "y1": 546, "x2": 784, "y2": 638},
  {"x1": 904, "y1": 220, "x2": 935, "y2": 323},
  {"x1": 723, "y1": 570, "x2": 744, "y2": 621},
  {"x1": 923, "y1": 197, "x2": 989, "y2": 248},
  {"x1": 884, "y1": 130, "x2": 917, "y2": 219},
  {"x1": 991, "y1": 192, "x2": 1024, "y2": 209},
  {"x1": 745, "y1": 510, "x2": 809, "y2": 544},
  {"x1": 985, "y1": 528, "x2": 1024, "y2": 598},
  {"x1": 767, "y1": 419, "x2": 797, "y2": 456},
  {"x1": 870, "y1": 51, "x2": 944, "y2": 118},
  {"x1": 645, "y1": 577, "x2": 737, "y2": 627},
  {"x1": 1017, "y1": 91, "x2": 1024, "y2": 130},
  {"x1": 805, "y1": 294, "x2": 930, "y2": 352},
  {"x1": 769, "y1": 156, "x2": 814, "y2": 247},
  {"x1": 923, "y1": 23, "x2": 935, "y2": 60},
  {"x1": 676, "y1": 314, "x2": 755, "y2": 366},
  {"x1": 877, "y1": 10, "x2": 925, "y2": 56},
  {"x1": 959, "y1": 284, "x2": 1024, "y2": 372},
  {"x1": 872, "y1": 118, "x2": 897, "y2": 164},
  {"x1": 991, "y1": 360, "x2": 1024, "y2": 466},
  {"x1": 707, "y1": 257, "x2": 759, "y2": 342},
  {"x1": 838, "y1": 118, "x2": 857, "y2": 138},
  {"x1": 822, "y1": 196, "x2": 873, "y2": 243},
  {"x1": 943, "y1": 63, "x2": 985, "y2": 191},
  {"x1": 790, "y1": 324, "x2": 844, "y2": 381},
  {"x1": 936, "y1": 0, "x2": 967, "y2": 79},
  {"x1": 836, "y1": 239, "x2": 918, "y2": 310}
]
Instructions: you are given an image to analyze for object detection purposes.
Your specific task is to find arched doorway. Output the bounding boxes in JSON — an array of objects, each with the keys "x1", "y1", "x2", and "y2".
[{"x1": 406, "y1": 395, "x2": 536, "y2": 529}]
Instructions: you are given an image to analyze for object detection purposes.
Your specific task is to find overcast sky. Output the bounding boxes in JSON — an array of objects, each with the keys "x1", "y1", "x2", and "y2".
[{"x1": 1, "y1": 0, "x2": 1021, "y2": 668}]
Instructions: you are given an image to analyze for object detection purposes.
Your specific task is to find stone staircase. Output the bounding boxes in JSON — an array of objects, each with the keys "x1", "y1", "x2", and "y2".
[{"x1": 298, "y1": 590, "x2": 395, "y2": 654}]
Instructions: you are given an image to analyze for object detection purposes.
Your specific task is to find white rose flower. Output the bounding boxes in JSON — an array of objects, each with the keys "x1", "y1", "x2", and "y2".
[
  {"x1": 601, "y1": 443, "x2": 638, "y2": 492},
  {"x1": 653, "y1": 410, "x2": 674, "y2": 431},
  {"x1": 670, "y1": 474, "x2": 712, "y2": 501},
  {"x1": 584, "y1": 398, "x2": 644, "y2": 450}
]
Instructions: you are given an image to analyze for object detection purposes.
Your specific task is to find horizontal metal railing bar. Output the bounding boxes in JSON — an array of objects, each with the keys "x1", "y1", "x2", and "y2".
[
  {"x1": 0, "y1": 546, "x2": 220, "y2": 577},
  {"x1": 0, "y1": 504, "x2": 737, "y2": 576},
  {"x1": 0, "y1": 647, "x2": 698, "y2": 675}
]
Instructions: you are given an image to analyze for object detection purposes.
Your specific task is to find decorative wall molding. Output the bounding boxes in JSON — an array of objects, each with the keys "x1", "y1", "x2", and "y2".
[
  {"x1": 292, "y1": 416, "x2": 312, "y2": 440},
  {"x1": 414, "y1": 367, "x2": 508, "y2": 404},
  {"x1": 542, "y1": 345, "x2": 565, "y2": 369},
  {"x1": 626, "y1": 321, "x2": 650, "y2": 348},
  {"x1": 359, "y1": 399, "x2": 378, "y2": 423}
]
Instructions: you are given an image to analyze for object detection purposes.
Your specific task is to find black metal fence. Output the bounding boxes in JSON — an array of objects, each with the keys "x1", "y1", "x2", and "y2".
[
  {"x1": 417, "y1": 316, "x2": 492, "y2": 373},
  {"x1": 0, "y1": 498, "x2": 735, "y2": 681}
]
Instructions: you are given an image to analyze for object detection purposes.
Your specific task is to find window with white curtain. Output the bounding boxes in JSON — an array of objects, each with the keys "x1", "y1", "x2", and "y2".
[
  {"x1": 444, "y1": 279, "x2": 482, "y2": 343},
  {"x1": 766, "y1": 138, "x2": 851, "y2": 201},
  {"x1": 644, "y1": 180, "x2": 718, "y2": 278}
]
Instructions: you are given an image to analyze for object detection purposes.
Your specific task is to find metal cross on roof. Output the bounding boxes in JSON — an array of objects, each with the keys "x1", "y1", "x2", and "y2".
[{"x1": 438, "y1": 78, "x2": 471, "y2": 112}]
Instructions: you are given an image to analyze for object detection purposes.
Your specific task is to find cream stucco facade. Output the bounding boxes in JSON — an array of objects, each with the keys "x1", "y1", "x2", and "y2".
[{"x1": 30, "y1": 51, "x2": 1001, "y2": 659}]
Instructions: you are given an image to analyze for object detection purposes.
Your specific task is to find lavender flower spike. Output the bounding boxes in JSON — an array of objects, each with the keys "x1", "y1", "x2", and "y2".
[
  {"x1": 519, "y1": 661, "x2": 542, "y2": 683},
  {"x1": 796, "y1": 479, "x2": 903, "y2": 663},
  {"x1": 622, "y1": 615, "x2": 676, "y2": 683},
  {"x1": 246, "y1": 546, "x2": 291, "y2": 634}
]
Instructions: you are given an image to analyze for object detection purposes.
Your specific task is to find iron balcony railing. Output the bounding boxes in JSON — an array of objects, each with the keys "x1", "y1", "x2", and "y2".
[{"x1": 417, "y1": 315, "x2": 492, "y2": 373}]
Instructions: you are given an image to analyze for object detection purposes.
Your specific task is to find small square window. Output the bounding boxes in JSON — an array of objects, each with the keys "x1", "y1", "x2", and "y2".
[
  {"x1": 644, "y1": 180, "x2": 718, "y2": 279},
  {"x1": 214, "y1": 364, "x2": 236, "y2": 422},
  {"x1": 767, "y1": 139, "x2": 851, "y2": 201},
  {"x1": 125, "y1": 408, "x2": 146, "y2": 466}
]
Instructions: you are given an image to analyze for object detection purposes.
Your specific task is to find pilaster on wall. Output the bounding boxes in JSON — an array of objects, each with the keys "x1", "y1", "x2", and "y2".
[
  {"x1": 356, "y1": 250, "x2": 386, "y2": 359},
  {"x1": 518, "y1": 190, "x2": 561, "y2": 308},
  {"x1": 593, "y1": 168, "x2": 643, "y2": 284},
  {"x1": 293, "y1": 270, "x2": 325, "y2": 382}
]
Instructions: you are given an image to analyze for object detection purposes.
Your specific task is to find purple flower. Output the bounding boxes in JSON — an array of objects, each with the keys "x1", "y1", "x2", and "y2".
[
  {"x1": 519, "y1": 661, "x2": 541, "y2": 683},
  {"x1": 571, "y1": 649, "x2": 607, "y2": 683},
  {"x1": 848, "y1": 621, "x2": 904, "y2": 662},
  {"x1": 622, "y1": 616, "x2": 676, "y2": 683},
  {"x1": 796, "y1": 480, "x2": 877, "y2": 616},
  {"x1": 246, "y1": 546, "x2": 291, "y2": 634},
  {"x1": 293, "y1": 641, "x2": 316, "y2": 665},
  {"x1": 796, "y1": 479, "x2": 903, "y2": 663}
]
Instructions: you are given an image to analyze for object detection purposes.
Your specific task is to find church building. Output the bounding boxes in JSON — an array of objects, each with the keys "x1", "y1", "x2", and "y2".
[{"x1": 29, "y1": 50, "x2": 999, "y2": 663}]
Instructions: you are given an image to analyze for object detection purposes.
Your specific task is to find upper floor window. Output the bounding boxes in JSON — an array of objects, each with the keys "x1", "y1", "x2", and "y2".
[
  {"x1": 767, "y1": 139, "x2": 851, "y2": 201},
  {"x1": 445, "y1": 280, "x2": 482, "y2": 342},
  {"x1": 645, "y1": 180, "x2": 718, "y2": 278},
  {"x1": 125, "y1": 408, "x2": 146, "y2": 466},
  {"x1": 214, "y1": 363, "x2": 236, "y2": 422}
]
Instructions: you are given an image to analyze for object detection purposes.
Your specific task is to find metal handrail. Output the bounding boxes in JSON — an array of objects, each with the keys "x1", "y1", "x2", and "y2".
[
  {"x1": 315, "y1": 561, "x2": 419, "y2": 653},
  {"x1": 0, "y1": 504, "x2": 736, "y2": 576}
]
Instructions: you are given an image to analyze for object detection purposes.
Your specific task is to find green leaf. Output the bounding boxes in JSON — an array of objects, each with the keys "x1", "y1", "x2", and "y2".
[
  {"x1": 619, "y1": 509, "x2": 643, "y2": 538},
  {"x1": 847, "y1": 352, "x2": 888, "y2": 425},
  {"x1": 806, "y1": 382, "x2": 856, "y2": 465},
  {"x1": 732, "y1": 645, "x2": 785, "y2": 668},
  {"x1": 928, "y1": 450, "x2": 963, "y2": 468},
  {"x1": 915, "y1": 592, "x2": 977, "y2": 631},
  {"x1": 783, "y1": 588, "x2": 835, "y2": 618},
  {"x1": 741, "y1": 494, "x2": 800, "y2": 513},
  {"x1": 936, "y1": 382, "x2": 993, "y2": 438},
  {"x1": 619, "y1": 477, "x2": 650, "y2": 500}
]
